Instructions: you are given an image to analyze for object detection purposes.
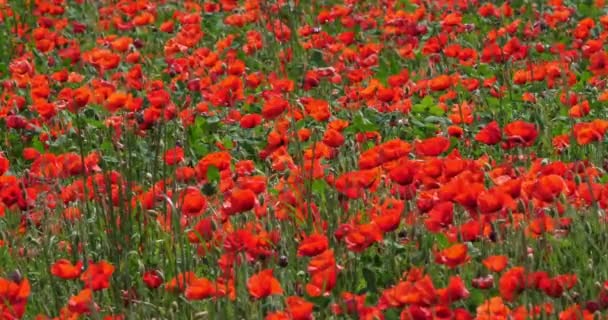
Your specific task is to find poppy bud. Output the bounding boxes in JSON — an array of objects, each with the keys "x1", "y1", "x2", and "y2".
[
  {"x1": 8, "y1": 270, "x2": 22, "y2": 283},
  {"x1": 279, "y1": 255, "x2": 288, "y2": 267}
]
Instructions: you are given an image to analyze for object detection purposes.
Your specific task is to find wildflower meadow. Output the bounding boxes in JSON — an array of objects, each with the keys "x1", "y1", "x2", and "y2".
[{"x1": 2, "y1": 0, "x2": 608, "y2": 319}]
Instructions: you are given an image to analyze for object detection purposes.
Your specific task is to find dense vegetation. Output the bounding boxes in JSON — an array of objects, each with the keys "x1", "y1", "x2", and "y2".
[{"x1": 2, "y1": 0, "x2": 608, "y2": 319}]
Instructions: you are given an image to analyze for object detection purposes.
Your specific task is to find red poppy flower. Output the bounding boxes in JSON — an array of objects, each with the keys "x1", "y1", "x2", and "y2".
[
  {"x1": 187, "y1": 217, "x2": 215, "y2": 243},
  {"x1": 415, "y1": 137, "x2": 450, "y2": 157},
  {"x1": 142, "y1": 270, "x2": 163, "y2": 289},
  {"x1": 224, "y1": 188, "x2": 256, "y2": 215},
  {"x1": 475, "y1": 121, "x2": 502, "y2": 145},
  {"x1": 472, "y1": 275, "x2": 494, "y2": 290},
  {"x1": 424, "y1": 201, "x2": 454, "y2": 232},
  {"x1": 180, "y1": 189, "x2": 207, "y2": 217},
  {"x1": 498, "y1": 267, "x2": 526, "y2": 301},
  {"x1": 388, "y1": 160, "x2": 417, "y2": 185},
  {"x1": 262, "y1": 96, "x2": 289, "y2": 120},
  {"x1": 373, "y1": 201, "x2": 403, "y2": 233},
  {"x1": 298, "y1": 233, "x2": 329, "y2": 257},
  {"x1": 306, "y1": 265, "x2": 337, "y2": 297},
  {"x1": 0, "y1": 155, "x2": 8, "y2": 176},
  {"x1": 322, "y1": 128, "x2": 345, "y2": 148},
  {"x1": 164, "y1": 147, "x2": 184, "y2": 166},
  {"x1": 239, "y1": 113, "x2": 263, "y2": 128},
  {"x1": 303, "y1": 98, "x2": 331, "y2": 122},
  {"x1": 477, "y1": 189, "x2": 513, "y2": 214},
  {"x1": 306, "y1": 250, "x2": 338, "y2": 297},
  {"x1": 438, "y1": 276, "x2": 470, "y2": 304},
  {"x1": 80, "y1": 260, "x2": 115, "y2": 291},
  {"x1": 196, "y1": 151, "x2": 231, "y2": 180},
  {"x1": 504, "y1": 120, "x2": 538, "y2": 147}
]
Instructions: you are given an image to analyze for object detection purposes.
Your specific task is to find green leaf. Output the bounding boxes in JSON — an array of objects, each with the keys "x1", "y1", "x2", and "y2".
[
  {"x1": 32, "y1": 137, "x2": 44, "y2": 152},
  {"x1": 469, "y1": 289, "x2": 486, "y2": 307},
  {"x1": 434, "y1": 233, "x2": 449, "y2": 249},
  {"x1": 363, "y1": 267, "x2": 377, "y2": 292},
  {"x1": 349, "y1": 112, "x2": 379, "y2": 133},
  {"x1": 222, "y1": 137, "x2": 234, "y2": 149},
  {"x1": 424, "y1": 116, "x2": 448, "y2": 124},
  {"x1": 428, "y1": 105, "x2": 445, "y2": 116},
  {"x1": 412, "y1": 103, "x2": 427, "y2": 114},
  {"x1": 311, "y1": 179, "x2": 327, "y2": 194},
  {"x1": 420, "y1": 95, "x2": 434, "y2": 107},
  {"x1": 310, "y1": 50, "x2": 326, "y2": 67},
  {"x1": 486, "y1": 97, "x2": 500, "y2": 108},
  {"x1": 206, "y1": 165, "x2": 220, "y2": 183}
]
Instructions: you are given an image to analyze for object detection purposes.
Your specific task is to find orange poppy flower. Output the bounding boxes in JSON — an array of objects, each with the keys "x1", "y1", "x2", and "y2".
[
  {"x1": 559, "y1": 304, "x2": 594, "y2": 320},
  {"x1": 67, "y1": 289, "x2": 95, "y2": 315},
  {"x1": 429, "y1": 75, "x2": 452, "y2": 91},
  {"x1": 247, "y1": 269, "x2": 282, "y2": 299},
  {"x1": 165, "y1": 272, "x2": 197, "y2": 293},
  {"x1": 394, "y1": 275, "x2": 437, "y2": 306},
  {"x1": 476, "y1": 297, "x2": 509, "y2": 320},
  {"x1": 344, "y1": 222, "x2": 383, "y2": 252},
  {"x1": 0, "y1": 277, "x2": 30, "y2": 319},
  {"x1": 483, "y1": 255, "x2": 509, "y2": 273},
  {"x1": 105, "y1": 92, "x2": 129, "y2": 112},
  {"x1": 435, "y1": 243, "x2": 470, "y2": 268},
  {"x1": 110, "y1": 36, "x2": 132, "y2": 52},
  {"x1": 532, "y1": 174, "x2": 565, "y2": 202},
  {"x1": 379, "y1": 139, "x2": 411, "y2": 163},
  {"x1": 303, "y1": 98, "x2": 331, "y2": 122},
  {"x1": 569, "y1": 100, "x2": 590, "y2": 118},
  {"x1": 80, "y1": 260, "x2": 115, "y2": 291},
  {"x1": 286, "y1": 296, "x2": 314, "y2": 320},
  {"x1": 51, "y1": 259, "x2": 84, "y2": 280},
  {"x1": 185, "y1": 277, "x2": 215, "y2": 300}
]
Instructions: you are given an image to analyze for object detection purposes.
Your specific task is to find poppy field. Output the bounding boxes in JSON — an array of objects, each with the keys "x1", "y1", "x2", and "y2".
[{"x1": 5, "y1": 0, "x2": 608, "y2": 319}]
